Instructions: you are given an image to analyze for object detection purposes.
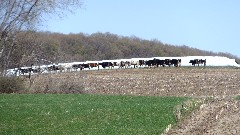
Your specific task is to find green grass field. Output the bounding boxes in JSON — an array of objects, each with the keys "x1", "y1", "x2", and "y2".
[{"x1": 0, "y1": 94, "x2": 188, "y2": 135}]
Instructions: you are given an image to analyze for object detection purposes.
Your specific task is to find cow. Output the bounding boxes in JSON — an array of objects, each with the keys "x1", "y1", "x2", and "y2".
[
  {"x1": 47, "y1": 64, "x2": 65, "y2": 72},
  {"x1": 145, "y1": 59, "x2": 155, "y2": 67},
  {"x1": 86, "y1": 61, "x2": 100, "y2": 70},
  {"x1": 18, "y1": 64, "x2": 35, "y2": 78},
  {"x1": 171, "y1": 59, "x2": 181, "y2": 67},
  {"x1": 189, "y1": 59, "x2": 197, "y2": 66},
  {"x1": 116, "y1": 60, "x2": 131, "y2": 69},
  {"x1": 54, "y1": 63, "x2": 72, "y2": 72},
  {"x1": 72, "y1": 64, "x2": 83, "y2": 71},
  {"x1": 139, "y1": 60, "x2": 145, "y2": 67},
  {"x1": 88, "y1": 63, "x2": 98, "y2": 68},
  {"x1": 47, "y1": 64, "x2": 57, "y2": 71},
  {"x1": 18, "y1": 64, "x2": 35, "y2": 75},
  {"x1": 189, "y1": 59, "x2": 206, "y2": 67},
  {"x1": 164, "y1": 59, "x2": 172, "y2": 67},
  {"x1": 117, "y1": 61, "x2": 125, "y2": 68},
  {"x1": 144, "y1": 59, "x2": 157, "y2": 67},
  {"x1": 131, "y1": 60, "x2": 139, "y2": 68},
  {"x1": 99, "y1": 62, "x2": 114, "y2": 69},
  {"x1": 19, "y1": 67, "x2": 33, "y2": 75},
  {"x1": 123, "y1": 61, "x2": 131, "y2": 68},
  {"x1": 200, "y1": 59, "x2": 206, "y2": 67},
  {"x1": 47, "y1": 65, "x2": 53, "y2": 71},
  {"x1": 32, "y1": 67, "x2": 42, "y2": 73},
  {"x1": 80, "y1": 64, "x2": 90, "y2": 69},
  {"x1": 155, "y1": 59, "x2": 165, "y2": 67}
]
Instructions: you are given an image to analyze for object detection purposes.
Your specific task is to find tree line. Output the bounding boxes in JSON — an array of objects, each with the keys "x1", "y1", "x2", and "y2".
[{"x1": 7, "y1": 31, "x2": 239, "y2": 68}]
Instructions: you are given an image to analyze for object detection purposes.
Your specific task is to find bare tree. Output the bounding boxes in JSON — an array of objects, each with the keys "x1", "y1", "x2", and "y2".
[{"x1": 0, "y1": 0, "x2": 83, "y2": 75}]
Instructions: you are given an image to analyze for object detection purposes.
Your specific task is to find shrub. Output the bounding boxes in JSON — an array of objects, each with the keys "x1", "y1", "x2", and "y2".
[
  {"x1": 0, "y1": 76, "x2": 25, "y2": 93},
  {"x1": 29, "y1": 73, "x2": 86, "y2": 94}
]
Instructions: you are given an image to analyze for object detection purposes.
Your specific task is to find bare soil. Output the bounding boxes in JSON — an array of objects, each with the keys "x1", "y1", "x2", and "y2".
[{"x1": 32, "y1": 67, "x2": 240, "y2": 134}]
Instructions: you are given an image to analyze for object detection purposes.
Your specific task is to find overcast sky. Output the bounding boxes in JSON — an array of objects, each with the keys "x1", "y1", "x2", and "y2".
[{"x1": 42, "y1": 0, "x2": 240, "y2": 57}]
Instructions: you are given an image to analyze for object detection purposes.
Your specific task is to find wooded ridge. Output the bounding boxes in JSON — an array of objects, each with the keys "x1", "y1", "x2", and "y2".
[{"x1": 9, "y1": 31, "x2": 239, "y2": 68}]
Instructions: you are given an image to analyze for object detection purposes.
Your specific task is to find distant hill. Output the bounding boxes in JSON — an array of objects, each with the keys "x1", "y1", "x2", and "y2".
[{"x1": 12, "y1": 31, "x2": 240, "y2": 67}]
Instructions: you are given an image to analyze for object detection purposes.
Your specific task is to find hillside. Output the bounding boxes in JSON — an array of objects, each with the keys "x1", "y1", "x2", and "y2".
[{"x1": 10, "y1": 32, "x2": 239, "y2": 68}]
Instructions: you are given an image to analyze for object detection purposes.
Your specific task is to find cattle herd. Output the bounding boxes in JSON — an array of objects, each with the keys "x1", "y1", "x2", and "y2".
[{"x1": 8, "y1": 57, "x2": 208, "y2": 77}]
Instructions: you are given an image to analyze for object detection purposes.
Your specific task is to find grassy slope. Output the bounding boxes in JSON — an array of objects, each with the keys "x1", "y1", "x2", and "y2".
[{"x1": 0, "y1": 94, "x2": 188, "y2": 135}]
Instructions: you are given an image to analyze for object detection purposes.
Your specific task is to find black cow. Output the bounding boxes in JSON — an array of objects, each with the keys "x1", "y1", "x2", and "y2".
[
  {"x1": 99, "y1": 62, "x2": 114, "y2": 69},
  {"x1": 81, "y1": 64, "x2": 90, "y2": 69},
  {"x1": 145, "y1": 59, "x2": 165, "y2": 67},
  {"x1": 120, "y1": 61, "x2": 131, "y2": 68},
  {"x1": 32, "y1": 67, "x2": 41, "y2": 73},
  {"x1": 72, "y1": 64, "x2": 90, "y2": 70},
  {"x1": 171, "y1": 59, "x2": 181, "y2": 67},
  {"x1": 145, "y1": 59, "x2": 155, "y2": 67},
  {"x1": 199, "y1": 59, "x2": 206, "y2": 66},
  {"x1": 189, "y1": 59, "x2": 206, "y2": 67},
  {"x1": 118, "y1": 61, "x2": 126, "y2": 68},
  {"x1": 164, "y1": 59, "x2": 172, "y2": 67},
  {"x1": 18, "y1": 64, "x2": 34, "y2": 75},
  {"x1": 139, "y1": 60, "x2": 145, "y2": 66},
  {"x1": 47, "y1": 65, "x2": 61, "y2": 71},
  {"x1": 155, "y1": 59, "x2": 165, "y2": 67},
  {"x1": 72, "y1": 64, "x2": 83, "y2": 71},
  {"x1": 19, "y1": 67, "x2": 33, "y2": 75},
  {"x1": 18, "y1": 65, "x2": 35, "y2": 79}
]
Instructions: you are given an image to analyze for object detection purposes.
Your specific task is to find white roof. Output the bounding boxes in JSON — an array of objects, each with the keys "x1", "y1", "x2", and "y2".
[
  {"x1": 101, "y1": 59, "x2": 120, "y2": 62},
  {"x1": 131, "y1": 58, "x2": 153, "y2": 60},
  {"x1": 153, "y1": 57, "x2": 182, "y2": 60},
  {"x1": 86, "y1": 61, "x2": 101, "y2": 63}
]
